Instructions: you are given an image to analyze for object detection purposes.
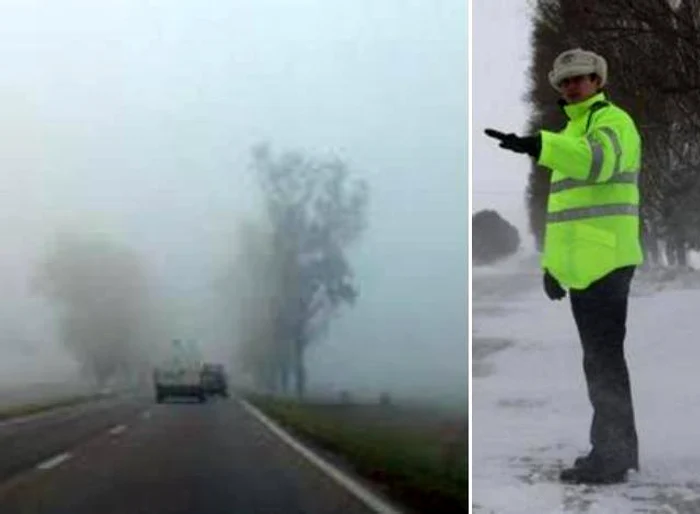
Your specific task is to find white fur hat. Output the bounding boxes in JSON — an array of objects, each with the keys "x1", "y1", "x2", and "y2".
[{"x1": 548, "y1": 48, "x2": 607, "y2": 90}]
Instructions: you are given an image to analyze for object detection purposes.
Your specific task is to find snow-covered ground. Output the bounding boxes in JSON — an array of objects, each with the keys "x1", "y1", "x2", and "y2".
[{"x1": 473, "y1": 254, "x2": 700, "y2": 513}]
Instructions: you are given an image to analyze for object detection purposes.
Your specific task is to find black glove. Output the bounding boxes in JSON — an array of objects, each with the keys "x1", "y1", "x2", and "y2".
[
  {"x1": 543, "y1": 271, "x2": 566, "y2": 301},
  {"x1": 485, "y1": 129, "x2": 541, "y2": 158}
]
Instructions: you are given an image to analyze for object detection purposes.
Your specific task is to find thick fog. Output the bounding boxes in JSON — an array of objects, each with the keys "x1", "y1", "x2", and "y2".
[{"x1": 0, "y1": 1, "x2": 467, "y2": 406}]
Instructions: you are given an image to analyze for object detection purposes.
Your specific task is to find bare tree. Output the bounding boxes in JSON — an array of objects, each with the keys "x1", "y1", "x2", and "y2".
[
  {"x1": 217, "y1": 219, "x2": 290, "y2": 393},
  {"x1": 251, "y1": 143, "x2": 369, "y2": 398}
]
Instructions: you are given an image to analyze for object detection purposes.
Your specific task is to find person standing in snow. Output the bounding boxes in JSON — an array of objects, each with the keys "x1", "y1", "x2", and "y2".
[{"x1": 484, "y1": 48, "x2": 642, "y2": 485}]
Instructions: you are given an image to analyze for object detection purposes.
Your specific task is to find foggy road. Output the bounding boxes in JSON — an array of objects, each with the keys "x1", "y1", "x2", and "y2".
[
  {"x1": 0, "y1": 2, "x2": 466, "y2": 512},
  {"x1": 0, "y1": 395, "x2": 146, "y2": 484},
  {"x1": 0, "y1": 395, "x2": 394, "y2": 514}
]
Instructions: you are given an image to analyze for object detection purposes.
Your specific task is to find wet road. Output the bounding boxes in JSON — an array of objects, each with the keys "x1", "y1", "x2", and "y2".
[{"x1": 0, "y1": 395, "x2": 392, "y2": 514}]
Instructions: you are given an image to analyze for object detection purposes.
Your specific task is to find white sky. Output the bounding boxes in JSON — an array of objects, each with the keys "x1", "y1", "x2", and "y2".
[{"x1": 472, "y1": 0, "x2": 535, "y2": 249}]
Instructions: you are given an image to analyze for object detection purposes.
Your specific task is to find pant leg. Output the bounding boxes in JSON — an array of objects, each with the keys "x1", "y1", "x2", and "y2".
[{"x1": 570, "y1": 266, "x2": 638, "y2": 470}]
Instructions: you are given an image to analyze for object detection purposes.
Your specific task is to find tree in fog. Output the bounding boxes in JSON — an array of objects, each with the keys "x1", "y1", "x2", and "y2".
[
  {"x1": 218, "y1": 219, "x2": 289, "y2": 392},
  {"x1": 35, "y1": 232, "x2": 155, "y2": 387},
  {"x1": 525, "y1": 0, "x2": 700, "y2": 267},
  {"x1": 248, "y1": 143, "x2": 370, "y2": 398},
  {"x1": 472, "y1": 209, "x2": 520, "y2": 265}
]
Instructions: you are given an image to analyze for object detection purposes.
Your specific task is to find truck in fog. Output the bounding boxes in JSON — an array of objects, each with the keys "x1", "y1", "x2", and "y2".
[
  {"x1": 153, "y1": 339, "x2": 206, "y2": 403},
  {"x1": 200, "y1": 363, "x2": 229, "y2": 397}
]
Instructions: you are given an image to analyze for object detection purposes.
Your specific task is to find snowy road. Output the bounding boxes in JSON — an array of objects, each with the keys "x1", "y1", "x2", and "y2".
[{"x1": 473, "y1": 257, "x2": 700, "y2": 514}]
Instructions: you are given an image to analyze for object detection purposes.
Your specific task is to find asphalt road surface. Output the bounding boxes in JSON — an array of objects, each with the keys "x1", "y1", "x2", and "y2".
[{"x1": 0, "y1": 395, "x2": 392, "y2": 514}]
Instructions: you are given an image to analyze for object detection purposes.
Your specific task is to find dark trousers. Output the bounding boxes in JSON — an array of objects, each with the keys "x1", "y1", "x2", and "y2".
[{"x1": 570, "y1": 266, "x2": 638, "y2": 470}]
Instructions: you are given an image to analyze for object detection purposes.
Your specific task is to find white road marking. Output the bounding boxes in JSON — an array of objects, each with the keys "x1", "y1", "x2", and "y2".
[
  {"x1": 36, "y1": 452, "x2": 72, "y2": 471},
  {"x1": 109, "y1": 424, "x2": 127, "y2": 435},
  {"x1": 239, "y1": 399, "x2": 405, "y2": 514},
  {"x1": 141, "y1": 410, "x2": 151, "y2": 419}
]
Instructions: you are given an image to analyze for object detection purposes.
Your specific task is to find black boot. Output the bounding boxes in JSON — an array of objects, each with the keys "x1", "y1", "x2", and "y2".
[
  {"x1": 574, "y1": 451, "x2": 638, "y2": 471},
  {"x1": 560, "y1": 456, "x2": 630, "y2": 485},
  {"x1": 560, "y1": 466, "x2": 627, "y2": 485},
  {"x1": 574, "y1": 454, "x2": 592, "y2": 468}
]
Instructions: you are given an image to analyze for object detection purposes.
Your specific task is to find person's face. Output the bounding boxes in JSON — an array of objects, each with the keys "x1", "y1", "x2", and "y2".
[{"x1": 558, "y1": 74, "x2": 601, "y2": 104}]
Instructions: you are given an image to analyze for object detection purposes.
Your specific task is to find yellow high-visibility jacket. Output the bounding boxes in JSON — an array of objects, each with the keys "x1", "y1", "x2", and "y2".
[{"x1": 538, "y1": 92, "x2": 643, "y2": 290}]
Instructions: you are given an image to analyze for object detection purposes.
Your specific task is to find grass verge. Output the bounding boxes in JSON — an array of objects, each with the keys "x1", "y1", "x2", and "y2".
[
  {"x1": 245, "y1": 393, "x2": 467, "y2": 514},
  {"x1": 0, "y1": 393, "x2": 111, "y2": 423}
]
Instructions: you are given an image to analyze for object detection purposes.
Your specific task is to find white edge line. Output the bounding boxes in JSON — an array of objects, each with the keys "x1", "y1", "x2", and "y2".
[
  {"x1": 239, "y1": 399, "x2": 405, "y2": 514},
  {"x1": 109, "y1": 424, "x2": 127, "y2": 435},
  {"x1": 36, "y1": 452, "x2": 72, "y2": 471}
]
